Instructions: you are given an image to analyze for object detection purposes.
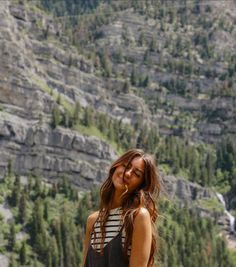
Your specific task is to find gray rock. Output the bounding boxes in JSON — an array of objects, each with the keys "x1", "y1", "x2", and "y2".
[
  {"x1": 0, "y1": 254, "x2": 8, "y2": 267},
  {"x1": 163, "y1": 175, "x2": 214, "y2": 203},
  {"x1": 9, "y1": 4, "x2": 26, "y2": 21}
]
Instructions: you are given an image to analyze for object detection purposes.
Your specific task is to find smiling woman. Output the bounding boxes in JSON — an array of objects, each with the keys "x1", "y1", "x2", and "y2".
[{"x1": 82, "y1": 149, "x2": 161, "y2": 267}]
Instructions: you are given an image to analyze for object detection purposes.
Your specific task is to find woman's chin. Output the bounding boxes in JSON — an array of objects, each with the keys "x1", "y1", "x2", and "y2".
[{"x1": 114, "y1": 182, "x2": 126, "y2": 191}]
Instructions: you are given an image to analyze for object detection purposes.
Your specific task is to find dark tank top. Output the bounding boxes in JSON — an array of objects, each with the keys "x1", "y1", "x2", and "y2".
[
  {"x1": 84, "y1": 230, "x2": 129, "y2": 267},
  {"x1": 84, "y1": 208, "x2": 129, "y2": 267}
]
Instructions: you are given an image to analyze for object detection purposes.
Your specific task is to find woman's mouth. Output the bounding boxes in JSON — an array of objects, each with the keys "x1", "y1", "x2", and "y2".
[
  {"x1": 117, "y1": 176, "x2": 125, "y2": 184},
  {"x1": 117, "y1": 176, "x2": 128, "y2": 186}
]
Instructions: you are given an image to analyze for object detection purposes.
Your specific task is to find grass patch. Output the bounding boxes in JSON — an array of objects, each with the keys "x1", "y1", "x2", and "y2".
[
  {"x1": 33, "y1": 76, "x2": 124, "y2": 154},
  {"x1": 158, "y1": 164, "x2": 171, "y2": 175},
  {"x1": 32, "y1": 76, "x2": 74, "y2": 114},
  {"x1": 45, "y1": 193, "x2": 77, "y2": 222},
  {"x1": 176, "y1": 169, "x2": 190, "y2": 180},
  {"x1": 198, "y1": 197, "x2": 224, "y2": 213},
  {"x1": 229, "y1": 249, "x2": 236, "y2": 264},
  {"x1": 73, "y1": 123, "x2": 123, "y2": 154},
  {"x1": 213, "y1": 182, "x2": 231, "y2": 195}
]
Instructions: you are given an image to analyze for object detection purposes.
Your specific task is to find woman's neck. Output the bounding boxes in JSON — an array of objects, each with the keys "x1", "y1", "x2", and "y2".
[{"x1": 110, "y1": 190, "x2": 122, "y2": 209}]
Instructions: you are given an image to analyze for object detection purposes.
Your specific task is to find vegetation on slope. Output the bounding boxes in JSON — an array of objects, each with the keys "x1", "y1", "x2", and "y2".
[
  {"x1": 0, "y1": 172, "x2": 235, "y2": 267},
  {"x1": 29, "y1": 0, "x2": 236, "y2": 200},
  {"x1": 6, "y1": 1, "x2": 235, "y2": 265},
  {"x1": 48, "y1": 86, "x2": 236, "y2": 206}
]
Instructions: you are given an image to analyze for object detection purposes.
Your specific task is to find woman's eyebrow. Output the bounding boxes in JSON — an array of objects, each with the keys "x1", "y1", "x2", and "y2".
[
  {"x1": 134, "y1": 167, "x2": 144, "y2": 174},
  {"x1": 125, "y1": 162, "x2": 144, "y2": 174}
]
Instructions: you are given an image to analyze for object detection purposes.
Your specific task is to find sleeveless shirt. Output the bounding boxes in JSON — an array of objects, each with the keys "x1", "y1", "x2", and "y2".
[{"x1": 84, "y1": 207, "x2": 129, "y2": 267}]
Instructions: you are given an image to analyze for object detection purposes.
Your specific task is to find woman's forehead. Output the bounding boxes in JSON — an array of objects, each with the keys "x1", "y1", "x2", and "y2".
[{"x1": 128, "y1": 156, "x2": 145, "y2": 170}]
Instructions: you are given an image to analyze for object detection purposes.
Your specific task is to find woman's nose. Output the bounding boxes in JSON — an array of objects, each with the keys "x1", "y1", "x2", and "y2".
[{"x1": 125, "y1": 168, "x2": 132, "y2": 178}]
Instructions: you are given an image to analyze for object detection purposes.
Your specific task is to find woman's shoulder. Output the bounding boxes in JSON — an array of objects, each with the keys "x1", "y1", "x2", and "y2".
[
  {"x1": 134, "y1": 207, "x2": 151, "y2": 223},
  {"x1": 132, "y1": 207, "x2": 152, "y2": 237},
  {"x1": 87, "y1": 211, "x2": 99, "y2": 231}
]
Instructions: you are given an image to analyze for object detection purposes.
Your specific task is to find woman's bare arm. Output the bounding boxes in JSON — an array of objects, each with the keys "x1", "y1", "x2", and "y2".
[
  {"x1": 81, "y1": 211, "x2": 99, "y2": 267},
  {"x1": 129, "y1": 208, "x2": 152, "y2": 267}
]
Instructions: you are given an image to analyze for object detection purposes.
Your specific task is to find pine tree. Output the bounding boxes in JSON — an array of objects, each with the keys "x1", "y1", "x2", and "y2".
[
  {"x1": 143, "y1": 49, "x2": 151, "y2": 65},
  {"x1": 4, "y1": 165, "x2": 14, "y2": 192},
  {"x1": 51, "y1": 218, "x2": 63, "y2": 263},
  {"x1": 30, "y1": 199, "x2": 47, "y2": 255},
  {"x1": 142, "y1": 75, "x2": 149, "y2": 87},
  {"x1": 9, "y1": 185, "x2": 20, "y2": 207},
  {"x1": 130, "y1": 66, "x2": 137, "y2": 86},
  {"x1": 56, "y1": 93, "x2": 61, "y2": 105},
  {"x1": 19, "y1": 241, "x2": 27, "y2": 265},
  {"x1": 123, "y1": 80, "x2": 130, "y2": 93},
  {"x1": 99, "y1": 48, "x2": 112, "y2": 77},
  {"x1": 50, "y1": 236, "x2": 60, "y2": 267},
  {"x1": 52, "y1": 106, "x2": 61, "y2": 128},
  {"x1": 18, "y1": 190, "x2": 27, "y2": 223},
  {"x1": 8, "y1": 255, "x2": 17, "y2": 267},
  {"x1": 205, "y1": 152, "x2": 216, "y2": 185},
  {"x1": 73, "y1": 101, "x2": 81, "y2": 125},
  {"x1": 8, "y1": 222, "x2": 16, "y2": 251},
  {"x1": 138, "y1": 31, "x2": 145, "y2": 46},
  {"x1": 83, "y1": 107, "x2": 93, "y2": 127},
  {"x1": 149, "y1": 35, "x2": 157, "y2": 52},
  {"x1": 62, "y1": 108, "x2": 73, "y2": 128},
  {"x1": 34, "y1": 175, "x2": 42, "y2": 197},
  {"x1": 43, "y1": 200, "x2": 49, "y2": 221},
  {"x1": 28, "y1": 173, "x2": 33, "y2": 193}
]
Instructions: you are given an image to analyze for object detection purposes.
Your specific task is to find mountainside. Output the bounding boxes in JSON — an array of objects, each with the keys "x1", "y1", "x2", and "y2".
[
  {"x1": 0, "y1": 0, "x2": 235, "y2": 184},
  {"x1": 0, "y1": 0, "x2": 236, "y2": 266},
  {"x1": 0, "y1": 0, "x2": 236, "y2": 212},
  {"x1": 75, "y1": 0, "x2": 236, "y2": 142},
  {"x1": 0, "y1": 0, "x2": 118, "y2": 188}
]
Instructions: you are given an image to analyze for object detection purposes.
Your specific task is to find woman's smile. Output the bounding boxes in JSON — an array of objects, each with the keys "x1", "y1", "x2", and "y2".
[{"x1": 112, "y1": 157, "x2": 145, "y2": 193}]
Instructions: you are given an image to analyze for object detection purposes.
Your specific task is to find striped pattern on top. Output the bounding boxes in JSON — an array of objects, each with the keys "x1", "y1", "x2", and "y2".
[{"x1": 91, "y1": 207, "x2": 129, "y2": 253}]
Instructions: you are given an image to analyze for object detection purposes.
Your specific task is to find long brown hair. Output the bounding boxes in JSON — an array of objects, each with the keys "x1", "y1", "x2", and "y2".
[{"x1": 97, "y1": 149, "x2": 161, "y2": 266}]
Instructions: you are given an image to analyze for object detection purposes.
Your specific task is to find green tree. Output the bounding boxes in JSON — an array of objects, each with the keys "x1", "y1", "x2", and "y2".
[
  {"x1": 50, "y1": 236, "x2": 60, "y2": 267},
  {"x1": 138, "y1": 31, "x2": 145, "y2": 46},
  {"x1": 130, "y1": 66, "x2": 137, "y2": 86},
  {"x1": 34, "y1": 175, "x2": 43, "y2": 197},
  {"x1": 51, "y1": 218, "x2": 63, "y2": 262},
  {"x1": 123, "y1": 80, "x2": 130, "y2": 93},
  {"x1": 52, "y1": 106, "x2": 61, "y2": 128},
  {"x1": 19, "y1": 241, "x2": 27, "y2": 265},
  {"x1": 62, "y1": 109, "x2": 73, "y2": 128},
  {"x1": 8, "y1": 255, "x2": 17, "y2": 267},
  {"x1": 18, "y1": 190, "x2": 27, "y2": 223},
  {"x1": 8, "y1": 222, "x2": 16, "y2": 251},
  {"x1": 43, "y1": 200, "x2": 49, "y2": 221},
  {"x1": 99, "y1": 48, "x2": 112, "y2": 77},
  {"x1": 83, "y1": 107, "x2": 94, "y2": 127},
  {"x1": 73, "y1": 101, "x2": 81, "y2": 125},
  {"x1": 56, "y1": 93, "x2": 61, "y2": 105},
  {"x1": 143, "y1": 49, "x2": 151, "y2": 65},
  {"x1": 149, "y1": 35, "x2": 157, "y2": 52}
]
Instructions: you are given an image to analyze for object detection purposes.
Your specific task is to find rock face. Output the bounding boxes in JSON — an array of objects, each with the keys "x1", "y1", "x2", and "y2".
[
  {"x1": 0, "y1": 0, "x2": 149, "y2": 185},
  {"x1": 0, "y1": 0, "x2": 236, "y2": 187},
  {"x1": 163, "y1": 175, "x2": 214, "y2": 202},
  {"x1": 0, "y1": 114, "x2": 116, "y2": 187},
  {"x1": 0, "y1": 0, "x2": 118, "y2": 186},
  {"x1": 0, "y1": 254, "x2": 8, "y2": 267}
]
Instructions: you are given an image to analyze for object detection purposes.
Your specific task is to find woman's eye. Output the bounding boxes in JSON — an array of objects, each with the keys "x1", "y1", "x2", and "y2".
[{"x1": 134, "y1": 172, "x2": 142, "y2": 178}]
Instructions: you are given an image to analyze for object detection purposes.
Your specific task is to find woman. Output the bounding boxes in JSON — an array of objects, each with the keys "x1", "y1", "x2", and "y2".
[{"x1": 82, "y1": 149, "x2": 161, "y2": 267}]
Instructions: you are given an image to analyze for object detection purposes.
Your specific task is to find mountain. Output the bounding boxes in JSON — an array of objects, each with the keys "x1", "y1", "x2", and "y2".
[{"x1": 0, "y1": 0, "x2": 236, "y2": 265}]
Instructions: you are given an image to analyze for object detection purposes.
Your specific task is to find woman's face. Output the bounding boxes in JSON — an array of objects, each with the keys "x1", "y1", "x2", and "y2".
[{"x1": 112, "y1": 156, "x2": 145, "y2": 193}]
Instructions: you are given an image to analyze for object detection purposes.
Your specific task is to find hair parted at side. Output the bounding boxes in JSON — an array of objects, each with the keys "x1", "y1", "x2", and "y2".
[{"x1": 96, "y1": 148, "x2": 161, "y2": 266}]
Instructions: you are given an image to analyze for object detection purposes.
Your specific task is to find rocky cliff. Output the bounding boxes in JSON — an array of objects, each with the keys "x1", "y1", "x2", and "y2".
[
  {"x1": 0, "y1": 0, "x2": 235, "y2": 193},
  {"x1": 0, "y1": 0, "x2": 118, "y2": 187}
]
